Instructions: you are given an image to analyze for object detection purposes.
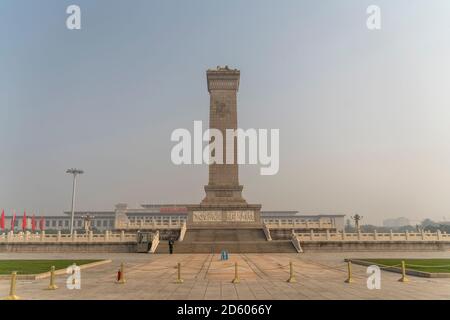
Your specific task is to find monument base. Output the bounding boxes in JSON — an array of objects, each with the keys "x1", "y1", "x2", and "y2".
[
  {"x1": 186, "y1": 204, "x2": 262, "y2": 228},
  {"x1": 152, "y1": 204, "x2": 299, "y2": 253}
]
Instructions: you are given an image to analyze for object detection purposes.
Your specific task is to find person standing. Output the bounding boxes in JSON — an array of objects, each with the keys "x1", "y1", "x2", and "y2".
[{"x1": 168, "y1": 239, "x2": 174, "y2": 254}]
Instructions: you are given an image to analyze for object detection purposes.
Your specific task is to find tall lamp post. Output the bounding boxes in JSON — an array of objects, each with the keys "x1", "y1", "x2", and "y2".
[{"x1": 66, "y1": 168, "x2": 84, "y2": 235}]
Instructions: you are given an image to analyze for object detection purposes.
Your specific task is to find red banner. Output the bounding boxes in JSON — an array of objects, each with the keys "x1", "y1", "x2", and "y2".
[
  {"x1": 22, "y1": 210, "x2": 27, "y2": 231},
  {"x1": 31, "y1": 214, "x2": 36, "y2": 232},
  {"x1": 0, "y1": 209, "x2": 4, "y2": 230},
  {"x1": 11, "y1": 211, "x2": 16, "y2": 230},
  {"x1": 39, "y1": 216, "x2": 45, "y2": 231}
]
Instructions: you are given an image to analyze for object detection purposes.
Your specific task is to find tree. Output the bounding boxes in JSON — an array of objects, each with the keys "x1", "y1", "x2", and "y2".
[{"x1": 421, "y1": 219, "x2": 438, "y2": 228}]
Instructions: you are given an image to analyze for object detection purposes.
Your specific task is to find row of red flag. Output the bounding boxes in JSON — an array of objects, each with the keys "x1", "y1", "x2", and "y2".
[{"x1": 0, "y1": 209, "x2": 45, "y2": 232}]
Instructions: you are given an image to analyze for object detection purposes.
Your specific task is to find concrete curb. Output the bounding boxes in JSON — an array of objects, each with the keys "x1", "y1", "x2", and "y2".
[
  {"x1": 347, "y1": 259, "x2": 450, "y2": 278},
  {"x1": 0, "y1": 259, "x2": 112, "y2": 280}
]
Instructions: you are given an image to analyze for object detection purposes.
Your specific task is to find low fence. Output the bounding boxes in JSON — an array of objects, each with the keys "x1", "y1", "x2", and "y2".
[
  {"x1": 116, "y1": 221, "x2": 184, "y2": 230},
  {"x1": 2, "y1": 230, "x2": 449, "y2": 244},
  {"x1": 295, "y1": 230, "x2": 450, "y2": 242},
  {"x1": 265, "y1": 221, "x2": 334, "y2": 229},
  {"x1": 0, "y1": 231, "x2": 136, "y2": 243}
]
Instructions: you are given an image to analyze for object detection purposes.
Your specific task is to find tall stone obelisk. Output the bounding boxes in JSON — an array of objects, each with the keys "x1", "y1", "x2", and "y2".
[
  {"x1": 187, "y1": 66, "x2": 261, "y2": 228},
  {"x1": 201, "y1": 66, "x2": 246, "y2": 205}
]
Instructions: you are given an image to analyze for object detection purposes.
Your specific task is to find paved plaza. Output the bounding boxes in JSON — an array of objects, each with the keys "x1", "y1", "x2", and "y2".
[{"x1": 1, "y1": 251, "x2": 450, "y2": 300}]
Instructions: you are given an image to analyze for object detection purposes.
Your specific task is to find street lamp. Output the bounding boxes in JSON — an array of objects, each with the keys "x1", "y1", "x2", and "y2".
[{"x1": 66, "y1": 168, "x2": 84, "y2": 235}]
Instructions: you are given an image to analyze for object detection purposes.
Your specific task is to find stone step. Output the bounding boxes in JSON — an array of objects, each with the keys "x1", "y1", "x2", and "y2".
[
  {"x1": 182, "y1": 228, "x2": 267, "y2": 242},
  {"x1": 155, "y1": 240, "x2": 297, "y2": 254}
]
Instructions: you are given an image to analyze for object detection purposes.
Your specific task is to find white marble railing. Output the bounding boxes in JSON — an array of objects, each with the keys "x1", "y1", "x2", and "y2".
[
  {"x1": 0, "y1": 231, "x2": 137, "y2": 243},
  {"x1": 3, "y1": 230, "x2": 448, "y2": 244},
  {"x1": 262, "y1": 223, "x2": 272, "y2": 241},
  {"x1": 115, "y1": 220, "x2": 184, "y2": 230},
  {"x1": 149, "y1": 231, "x2": 160, "y2": 253},
  {"x1": 265, "y1": 221, "x2": 335, "y2": 229},
  {"x1": 117, "y1": 220, "x2": 333, "y2": 230},
  {"x1": 295, "y1": 230, "x2": 450, "y2": 242},
  {"x1": 179, "y1": 222, "x2": 187, "y2": 241},
  {"x1": 291, "y1": 232, "x2": 303, "y2": 252}
]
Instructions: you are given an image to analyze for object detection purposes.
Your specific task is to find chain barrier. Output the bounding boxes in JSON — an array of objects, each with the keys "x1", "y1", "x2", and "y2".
[
  {"x1": 8, "y1": 258, "x2": 450, "y2": 298},
  {"x1": 263, "y1": 265, "x2": 290, "y2": 271},
  {"x1": 378, "y1": 264, "x2": 402, "y2": 270},
  {"x1": 405, "y1": 263, "x2": 450, "y2": 268}
]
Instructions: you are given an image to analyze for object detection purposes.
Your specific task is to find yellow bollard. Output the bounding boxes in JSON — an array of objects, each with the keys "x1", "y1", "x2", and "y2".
[
  {"x1": 117, "y1": 262, "x2": 126, "y2": 284},
  {"x1": 46, "y1": 266, "x2": 58, "y2": 290},
  {"x1": 232, "y1": 262, "x2": 240, "y2": 284},
  {"x1": 2, "y1": 271, "x2": 20, "y2": 300},
  {"x1": 344, "y1": 260, "x2": 353, "y2": 283},
  {"x1": 286, "y1": 261, "x2": 296, "y2": 283},
  {"x1": 175, "y1": 262, "x2": 184, "y2": 284},
  {"x1": 398, "y1": 260, "x2": 409, "y2": 282}
]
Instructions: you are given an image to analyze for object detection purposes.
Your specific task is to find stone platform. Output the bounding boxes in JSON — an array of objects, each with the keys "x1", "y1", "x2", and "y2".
[
  {"x1": 156, "y1": 228, "x2": 297, "y2": 253},
  {"x1": 2, "y1": 251, "x2": 450, "y2": 300}
]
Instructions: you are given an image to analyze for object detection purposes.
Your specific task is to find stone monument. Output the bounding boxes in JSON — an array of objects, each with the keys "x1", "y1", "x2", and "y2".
[{"x1": 187, "y1": 66, "x2": 262, "y2": 228}]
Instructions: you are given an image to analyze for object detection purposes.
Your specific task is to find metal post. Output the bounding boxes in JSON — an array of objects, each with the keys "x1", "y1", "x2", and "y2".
[
  {"x1": 232, "y1": 262, "x2": 240, "y2": 284},
  {"x1": 399, "y1": 261, "x2": 408, "y2": 282},
  {"x1": 70, "y1": 173, "x2": 77, "y2": 235},
  {"x1": 117, "y1": 262, "x2": 126, "y2": 284},
  {"x1": 175, "y1": 262, "x2": 183, "y2": 284},
  {"x1": 344, "y1": 260, "x2": 353, "y2": 283},
  {"x1": 287, "y1": 261, "x2": 296, "y2": 283},
  {"x1": 47, "y1": 266, "x2": 58, "y2": 290},
  {"x1": 67, "y1": 168, "x2": 83, "y2": 236},
  {"x1": 3, "y1": 272, "x2": 20, "y2": 300}
]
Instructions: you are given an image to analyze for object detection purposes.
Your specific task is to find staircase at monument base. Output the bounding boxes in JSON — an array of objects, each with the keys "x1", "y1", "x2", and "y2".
[
  {"x1": 154, "y1": 228, "x2": 297, "y2": 253},
  {"x1": 183, "y1": 228, "x2": 267, "y2": 242}
]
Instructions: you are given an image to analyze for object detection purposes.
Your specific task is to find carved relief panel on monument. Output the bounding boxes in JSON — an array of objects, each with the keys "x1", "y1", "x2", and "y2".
[
  {"x1": 192, "y1": 210, "x2": 256, "y2": 223},
  {"x1": 192, "y1": 211, "x2": 222, "y2": 222},
  {"x1": 226, "y1": 210, "x2": 255, "y2": 222}
]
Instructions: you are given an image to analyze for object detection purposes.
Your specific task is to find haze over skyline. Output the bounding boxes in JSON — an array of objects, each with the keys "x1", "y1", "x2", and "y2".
[{"x1": 2, "y1": 0, "x2": 450, "y2": 225}]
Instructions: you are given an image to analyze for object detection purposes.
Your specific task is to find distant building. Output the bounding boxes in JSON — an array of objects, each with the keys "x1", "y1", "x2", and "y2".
[
  {"x1": 383, "y1": 217, "x2": 410, "y2": 228},
  {"x1": 2, "y1": 204, "x2": 345, "y2": 233}
]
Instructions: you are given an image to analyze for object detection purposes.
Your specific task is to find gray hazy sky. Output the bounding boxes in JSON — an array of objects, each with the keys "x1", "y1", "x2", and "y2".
[{"x1": 1, "y1": 0, "x2": 450, "y2": 225}]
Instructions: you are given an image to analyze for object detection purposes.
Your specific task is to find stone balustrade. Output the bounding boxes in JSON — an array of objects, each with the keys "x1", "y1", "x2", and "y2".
[
  {"x1": 2, "y1": 230, "x2": 448, "y2": 244},
  {"x1": 265, "y1": 221, "x2": 334, "y2": 229},
  {"x1": 0, "y1": 230, "x2": 136, "y2": 243},
  {"x1": 295, "y1": 230, "x2": 450, "y2": 242},
  {"x1": 179, "y1": 222, "x2": 187, "y2": 241},
  {"x1": 112, "y1": 219, "x2": 336, "y2": 231},
  {"x1": 115, "y1": 220, "x2": 184, "y2": 230},
  {"x1": 117, "y1": 220, "x2": 335, "y2": 230}
]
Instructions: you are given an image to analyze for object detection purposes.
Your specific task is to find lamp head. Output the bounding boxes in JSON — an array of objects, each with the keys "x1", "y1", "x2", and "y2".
[{"x1": 66, "y1": 168, "x2": 84, "y2": 175}]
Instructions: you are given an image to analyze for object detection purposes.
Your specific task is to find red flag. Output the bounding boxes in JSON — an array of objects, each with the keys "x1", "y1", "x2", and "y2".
[
  {"x1": 22, "y1": 210, "x2": 27, "y2": 231},
  {"x1": 39, "y1": 216, "x2": 45, "y2": 231},
  {"x1": 11, "y1": 211, "x2": 16, "y2": 231},
  {"x1": 0, "y1": 209, "x2": 5, "y2": 231},
  {"x1": 31, "y1": 213, "x2": 36, "y2": 232}
]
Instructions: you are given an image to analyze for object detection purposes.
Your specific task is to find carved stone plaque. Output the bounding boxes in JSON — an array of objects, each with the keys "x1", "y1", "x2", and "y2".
[
  {"x1": 192, "y1": 211, "x2": 223, "y2": 222},
  {"x1": 226, "y1": 210, "x2": 255, "y2": 222},
  {"x1": 215, "y1": 191, "x2": 233, "y2": 197}
]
